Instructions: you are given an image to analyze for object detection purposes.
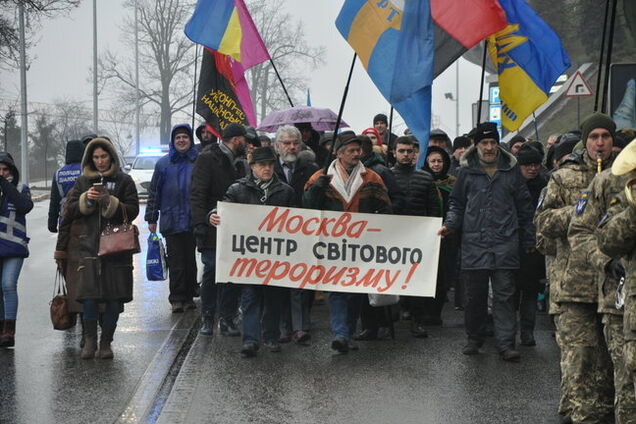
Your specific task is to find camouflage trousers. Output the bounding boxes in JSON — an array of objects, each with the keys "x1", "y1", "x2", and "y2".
[
  {"x1": 626, "y1": 341, "x2": 636, "y2": 402},
  {"x1": 603, "y1": 314, "x2": 636, "y2": 424},
  {"x1": 559, "y1": 302, "x2": 614, "y2": 423},
  {"x1": 554, "y1": 313, "x2": 574, "y2": 417}
]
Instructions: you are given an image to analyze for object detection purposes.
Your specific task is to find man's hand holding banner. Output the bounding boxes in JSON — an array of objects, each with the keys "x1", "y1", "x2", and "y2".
[{"x1": 215, "y1": 202, "x2": 441, "y2": 297}]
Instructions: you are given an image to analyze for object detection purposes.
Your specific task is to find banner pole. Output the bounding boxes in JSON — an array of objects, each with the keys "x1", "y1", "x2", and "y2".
[
  {"x1": 388, "y1": 106, "x2": 394, "y2": 139},
  {"x1": 323, "y1": 52, "x2": 357, "y2": 172},
  {"x1": 532, "y1": 112, "x2": 540, "y2": 141},
  {"x1": 601, "y1": 0, "x2": 617, "y2": 114},
  {"x1": 594, "y1": 0, "x2": 610, "y2": 112},
  {"x1": 477, "y1": 40, "x2": 488, "y2": 125},
  {"x1": 191, "y1": 44, "x2": 199, "y2": 131},
  {"x1": 269, "y1": 59, "x2": 294, "y2": 108}
]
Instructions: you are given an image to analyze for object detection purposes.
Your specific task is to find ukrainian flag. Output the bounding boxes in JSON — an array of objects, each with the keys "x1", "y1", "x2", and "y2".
[
  {"x1": 185, "y1": 0, "x2": 269, "y2": 69},
  {"x1": 488, "y1": 0, "x2": 570, "y2": 131},
  {"x1": 337, "y1": 0, "x2": 434, "y2": 167}
]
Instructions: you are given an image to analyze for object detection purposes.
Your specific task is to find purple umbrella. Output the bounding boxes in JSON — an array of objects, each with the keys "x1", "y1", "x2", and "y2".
[{"x1": 257, "y1": 106, "x2": 350, "y2": 133}]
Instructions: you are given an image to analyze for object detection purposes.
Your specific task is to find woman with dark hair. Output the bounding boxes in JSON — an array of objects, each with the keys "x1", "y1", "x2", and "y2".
[
  {"x1": 422, "y1": 146, "x2": 458, "y2": 323},
  {"x1": 0, "y1": 152, "x2": 33, "y2": 348},
  {"x1": 55, "y1": 138, "x2": 139, "y2": 359}
]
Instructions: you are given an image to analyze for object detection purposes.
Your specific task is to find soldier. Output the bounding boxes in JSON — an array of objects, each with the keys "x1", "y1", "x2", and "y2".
[
  {"x1": 597, "y1": 139, "x2": 636, "y2": 411},
  {"x1": 567, "y1": 137, "x2": 636, "y2": 422},
  {"x1": 535, "y1": 112, "x2": 617, "y2": 423}
]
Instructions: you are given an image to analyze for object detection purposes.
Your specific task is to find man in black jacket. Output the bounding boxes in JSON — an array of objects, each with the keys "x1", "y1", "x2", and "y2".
[
  {"x1": 208, "y1": 147, "x2": 296, "y2": 357},
  {"x1": 390, "y1": 136, "x2": 441, "y2": 337},
  {"x1": 439, "y1": 122, "x2": 535, "y2": 361},
  {"x1": 190, "y1": 123, "x2": 248, "y2": 336},
  {"x1": 272, "y1": 125, "x2": 318, "y2": 344}
]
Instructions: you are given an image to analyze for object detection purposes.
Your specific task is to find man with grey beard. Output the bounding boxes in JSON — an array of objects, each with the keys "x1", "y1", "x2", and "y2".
[{"x1": 273, "y1": 125, "x2": 319, "y2": 344}]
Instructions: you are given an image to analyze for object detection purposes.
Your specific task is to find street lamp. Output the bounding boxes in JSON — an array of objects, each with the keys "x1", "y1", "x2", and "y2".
[{"x1": 443, "y1": 61, "x2": 461, "y2": 138}]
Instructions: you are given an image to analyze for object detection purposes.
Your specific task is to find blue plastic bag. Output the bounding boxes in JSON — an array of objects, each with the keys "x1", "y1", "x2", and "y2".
[{"x1": 146, "y1": 233, "x2": 167, "y2": 281}]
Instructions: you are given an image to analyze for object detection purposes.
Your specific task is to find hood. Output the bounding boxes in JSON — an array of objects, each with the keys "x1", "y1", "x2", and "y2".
[
  {"x1": 0, "y1": 152, "x2": 19, "y2": 185},
  {"x1": 170, "y1": 123, "x2": 197, "y2": 162},
  {"x1": 65, "y1": 140, "x2": 85, "y2": 164},
  {"x1": 422, "y1": 145, "x2": 451, "y2": 178},
  {"x1": 460, "y1": 144, "x2": 517, "y2": 171},
  {"x1": 81, "y1": 138, "x2": 120, "y2": 178},
  {"x1": 362, "y1": 152, "x2": 386, "y2": 168},
  {"x1": 171, "y1": 123, "x2": 194, "y2": 145}
]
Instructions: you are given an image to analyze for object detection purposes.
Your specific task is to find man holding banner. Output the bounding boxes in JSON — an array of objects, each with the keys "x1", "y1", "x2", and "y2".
[{"x1": 303, "y1": 133, "x2": 392, "y2": 353}]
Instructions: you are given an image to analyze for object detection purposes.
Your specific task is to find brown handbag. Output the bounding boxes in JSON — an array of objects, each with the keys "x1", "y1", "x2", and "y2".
[
  {"x1": 50, "y1": 270, "x2": 74, "y2": 331},
  {"x1": 98, "y1": 203, "x2": 141, "y2": 256}
]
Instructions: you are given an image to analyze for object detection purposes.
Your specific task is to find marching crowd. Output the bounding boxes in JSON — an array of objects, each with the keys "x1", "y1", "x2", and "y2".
[{"x1": 0, "y1": 109, "x2": 635, "y2": 423}]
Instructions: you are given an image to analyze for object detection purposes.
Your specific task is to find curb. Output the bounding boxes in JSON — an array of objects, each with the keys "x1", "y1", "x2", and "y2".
[
  {"x1": 114, "y1": 310, "x2": 200, "y2": 424},
  {"x1": 32, "y1": 193, "x2": 50, "y2": 202}
]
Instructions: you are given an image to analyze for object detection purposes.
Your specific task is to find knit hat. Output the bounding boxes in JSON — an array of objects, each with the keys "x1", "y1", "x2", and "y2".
[
  {"x1": 373, "y1": 113, "x2": 388, "y2": 125},
  {"x1": 452, "y1": 136, "x2": 471, "y2": 152},
  {"x1": 249, "y1": 146, "x2": 276, "y2": 164},
  {"x1": 553, "y1": 133, "x2": 579, "y2": 162},
  {"x1": 508, "y1": 135, "x2": 525, "y2": 149},
  {"x1": 245, "y1": 126, "x2": 259, "y2": 145},
  {"x1": 222, "y1": 123, "x2": 247, "y2": 139},
  {"x1": 333, "y1": 132, "x2": 360, "y2": 152},
  {"x1": 516, "y1": 143, "x2": 543, "y2": 165},
  {"x1": 429, "y1": 128, "x2": 450, "y2": 142},
  {"x1": 580, "y1": 112, "x2": 616, "y2": 144},
  {"x1": 471, "y1": 122, "x2": 500, "y2": 144},
  {"x1": 361, "y1": 127, "x2": 384, "y2": 146}
]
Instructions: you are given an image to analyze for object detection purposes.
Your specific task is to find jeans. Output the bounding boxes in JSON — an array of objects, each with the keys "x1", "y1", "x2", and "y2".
[
  {"x1": 465, "y1": 269, "x2": 517, "y2": 352},
  {"x1": 280, "y1": 288, "x2": 313, "y2": 334},
  {"x1": 241, "y1": 285, "x2": 283, "y2": 345},
  {"x1": 200, "y1": 248, "x2": 240, "y2": 321},
  {"x1": 83, "y1": 299, "x2": 121, "y2": 326},
  {"x1": 165, "y1": 232, "x2": 198, "y2": 303},
  {"x1": 328, "y1": 292, "x2": 363, "y2": 340},
  {"x1": 0, "y1": 257, "x2": 24, "y2": 320}
]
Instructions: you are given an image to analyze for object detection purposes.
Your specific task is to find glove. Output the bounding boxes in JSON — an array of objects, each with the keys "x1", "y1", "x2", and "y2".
[
  {"x1": 193, "y1": 223, "x2": 208, "y2": 239},
  {"x1": 48, "y1": 217, "x2": 58, "y2": 233},
  {"x1": 605, "y1": 259, "x2": 625, "y2": 280},
  {"x1": 314, "y1": 174, "x2": 331, "y2": 189}
]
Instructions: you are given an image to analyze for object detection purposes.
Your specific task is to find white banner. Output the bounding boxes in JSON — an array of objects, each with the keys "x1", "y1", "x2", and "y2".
[{"x1": 215, "y1": 202, "x2": 441, "y2": 297}]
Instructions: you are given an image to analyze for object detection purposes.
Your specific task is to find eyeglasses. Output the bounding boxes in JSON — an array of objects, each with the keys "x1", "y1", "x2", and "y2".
[{"x1": 279, "y1": 140, "x2": 301, "y2": 147}]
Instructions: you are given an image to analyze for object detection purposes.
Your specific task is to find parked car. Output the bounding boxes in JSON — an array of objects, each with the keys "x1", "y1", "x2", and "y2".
[{"x1": 126, "y1": 151, "x2": 164, "y2": 197}]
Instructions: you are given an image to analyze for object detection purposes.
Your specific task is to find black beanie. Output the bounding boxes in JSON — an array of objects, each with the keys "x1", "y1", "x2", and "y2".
[
  {"x1": 373, "y1": 113, "x2": 388, "y2": 125},
  {"x1": 553, "y1": 134, "x2": 579, "y2": 162},
  {"x1": 472, "y1": 122, "x2": 500, "y2": 144},
  {"x1": 452, "y1": 136, "x2": 471, "y2": 151},
  {"x1": 516, "y1": 143, "x2": 543, "y2": 165},
  {"x1": 508, "y1": 135, "x2": 526, "y2": 147},
  {"x1": 580, "y1": 112, "x2": 616, "y2": 143}
]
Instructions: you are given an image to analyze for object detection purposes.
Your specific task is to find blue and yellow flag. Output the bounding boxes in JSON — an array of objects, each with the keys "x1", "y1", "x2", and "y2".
[
  {"x1": 488, "y1": 0, "x2": 570, "y2": 131},
  {"x1": 336, "y1": 0, "x2": 434, "y2": 167}
]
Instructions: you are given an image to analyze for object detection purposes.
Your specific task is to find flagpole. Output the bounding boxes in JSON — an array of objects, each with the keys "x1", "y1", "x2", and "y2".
[
  {"x1": 323, "y1": 52, "x2": 357, "y2": 172},
  {"x1": 532, "y1": 112, "x2": 540, "y2": 141},
  {"x1": 594, "y1": 0, "x2": 610, "y2": 112},
  {"x1": 269, "y1": 59, "x2": 294, "y2": 108},
  {"x1": 388, "y1": 106, "x2": 394, "y2": 140},
  {"x1": 600, "y1": 0, "x2": 617, "y2": 114},
  {"x1": 191, "y1": 44, "x2": 199, "y2": 131},
  {"x1": 477, "y1": 40, "x2": 488, "y2": 125}
]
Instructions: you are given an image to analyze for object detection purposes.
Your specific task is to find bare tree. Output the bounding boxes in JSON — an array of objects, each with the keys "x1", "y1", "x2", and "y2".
[
  {"x1": 99, "y1": 0, "x2": 195, "y2": 144},
  {"x1": 100, "y1": 107, "x2": 136, "y2": 160},
  {"x1": 246, "y1": 0, "x2": 325, "y2": 121},
  {"x1": 0, "y1": 0, "x2": 80, "y2": 69}
]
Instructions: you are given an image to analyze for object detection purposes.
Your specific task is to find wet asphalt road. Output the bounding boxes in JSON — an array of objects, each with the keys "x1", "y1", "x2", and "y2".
[{"x1": 0, "y1": 200, "x2": 563, "y2": 424}]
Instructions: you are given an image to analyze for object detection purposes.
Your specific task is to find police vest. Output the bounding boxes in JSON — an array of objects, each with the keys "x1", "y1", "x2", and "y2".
[
  {"x1": 0, "y1": 184, "x2": 30, "y2": 257},
  {"x1": 56, "y1": 163, "x2": 82, "y2": 201}
]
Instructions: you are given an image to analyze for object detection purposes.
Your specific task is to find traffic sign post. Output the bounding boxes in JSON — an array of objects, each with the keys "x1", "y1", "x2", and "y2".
[{"x1": 565, "y1": 72, "x2": 594, "y2": 127}]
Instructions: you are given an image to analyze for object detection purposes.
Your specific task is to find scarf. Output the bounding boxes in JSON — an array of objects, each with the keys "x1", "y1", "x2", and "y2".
[
  {"x1": 328, "y1": 159, "x2": 365, "y2": 204},
  {"x1": 253, "y1": 177, "x2": 273, "y2": 203}
]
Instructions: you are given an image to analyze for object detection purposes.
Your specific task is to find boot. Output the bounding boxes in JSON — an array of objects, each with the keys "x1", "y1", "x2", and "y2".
[
  {"x1": 200, "y1": 315, "x2": 214, "y2": 336},
  {"x1": 0, "y1": 320, "x2": 16, "y2": 348},
  {"x1": 81, "y1": 320, "x2": 98, "y2": 359},
  {"x1": 98, "y1": 324, "x2": 116, "y2": 359},
  {"x1": 79, "y1": 316, "x2": 85, "y2": 349}
]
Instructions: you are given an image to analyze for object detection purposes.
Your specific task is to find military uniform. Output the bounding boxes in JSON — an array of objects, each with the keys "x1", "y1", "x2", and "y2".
[
  {"x1": 598, "y1": 182, "x2": 636, "y2": 406},
  {"x1": 568, "y1": 168, "x2": 636, "y2": 423},
  {"x1": 535, "y1": 149, "x2": 616, "y2": 422}
]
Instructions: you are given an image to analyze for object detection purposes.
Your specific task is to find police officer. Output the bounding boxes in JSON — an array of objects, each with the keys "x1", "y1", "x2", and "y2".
[{"x1": 48, "y1": 140, "x2": 84, "y2": 233}]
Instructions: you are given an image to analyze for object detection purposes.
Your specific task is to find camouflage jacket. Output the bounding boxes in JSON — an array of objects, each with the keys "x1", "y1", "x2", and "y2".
[
  {"x1": 534, "y1": 150, "x2": 615, "y2": 308},
  {"x1": 566, "y1": 169, "x2": 633, "y2": 311},
  {"x1": 597, "y1": 200, "x2": 636, "y2": 341}
]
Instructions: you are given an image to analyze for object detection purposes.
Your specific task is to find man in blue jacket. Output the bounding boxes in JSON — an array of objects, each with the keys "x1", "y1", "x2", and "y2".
[
  {"x1": 146, "y1": 124, "x2": 199, "y2": 312},
  {"x1": 439, "y1": 122, "x2": 535, "y2": 361}
]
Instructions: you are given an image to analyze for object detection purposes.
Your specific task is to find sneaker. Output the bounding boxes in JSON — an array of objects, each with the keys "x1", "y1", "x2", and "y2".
[
  {"x1": 171, "y1": 302, "x2": 184, "y2": 313},
  {"x1": 292, "y1": 330, "x2": 311, "y2": 345},
  {"x1": 353, "y1": 329, "x2": 377, "y2": 341},
  {"x1": 410, "y1": 322, "x2": 428, "y2": 338},
  {"x1": 462, "y1": 340, "x2": 481, "y2": 355},
  {"x1": 500, "y1": 349, "x2": 521, "y2": 362},
  {"x1": 331, "y1": 338, "x2": 349, "y2": 354},
  {"x1": 219, "y1": 318, "x2": 240, "y2": 336},
  {"x1": 263, "y1": 341, "x2": 281, "y2": 353},
  {"x1": 240, "y1": 342, "x2": 259, "y2": 358}
]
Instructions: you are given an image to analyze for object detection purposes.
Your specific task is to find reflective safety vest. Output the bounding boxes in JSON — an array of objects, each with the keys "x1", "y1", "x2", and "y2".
[
  {"x1": 0, "y1": 184, "x2": 30, "y2": 258},
  {"x1": 56, "y1": 162, "x2": 82, "y2": 200}
]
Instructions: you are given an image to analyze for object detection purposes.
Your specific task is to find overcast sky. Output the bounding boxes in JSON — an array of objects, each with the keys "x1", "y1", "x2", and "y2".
[{"x1": 0, "y1": 0, "x2": 486, "y2": 145}]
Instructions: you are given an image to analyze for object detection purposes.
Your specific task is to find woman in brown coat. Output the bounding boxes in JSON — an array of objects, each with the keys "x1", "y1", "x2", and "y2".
[{"x1": 55, "y1": 138, "x2": 139, "y2": 359}]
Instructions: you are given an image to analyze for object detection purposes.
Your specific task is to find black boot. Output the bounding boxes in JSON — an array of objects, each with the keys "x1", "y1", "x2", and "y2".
[
  {"x1": 200, "y1": 314, "x2": 214, "y2": 336},
  {"x1": 79, "y1": 316, "x2": 86, "y2": 348},
  {"x1": 219, "y1": 317, "x2": 240, "y2": 336},
  {"x1": 98, "y1": 324, "x2": 116, "y2": 359},
  {"x1": 81, "y1": 320, "x2": 98, "y2": 359},
  {"x1": 0, "y1": 320, "x2": 16, "y2": 348}
]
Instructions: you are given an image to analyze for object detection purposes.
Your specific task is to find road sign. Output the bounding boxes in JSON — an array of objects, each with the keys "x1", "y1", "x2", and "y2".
[{"x1": 565, "y1": 72, "x2": 593, "y2": 97}]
